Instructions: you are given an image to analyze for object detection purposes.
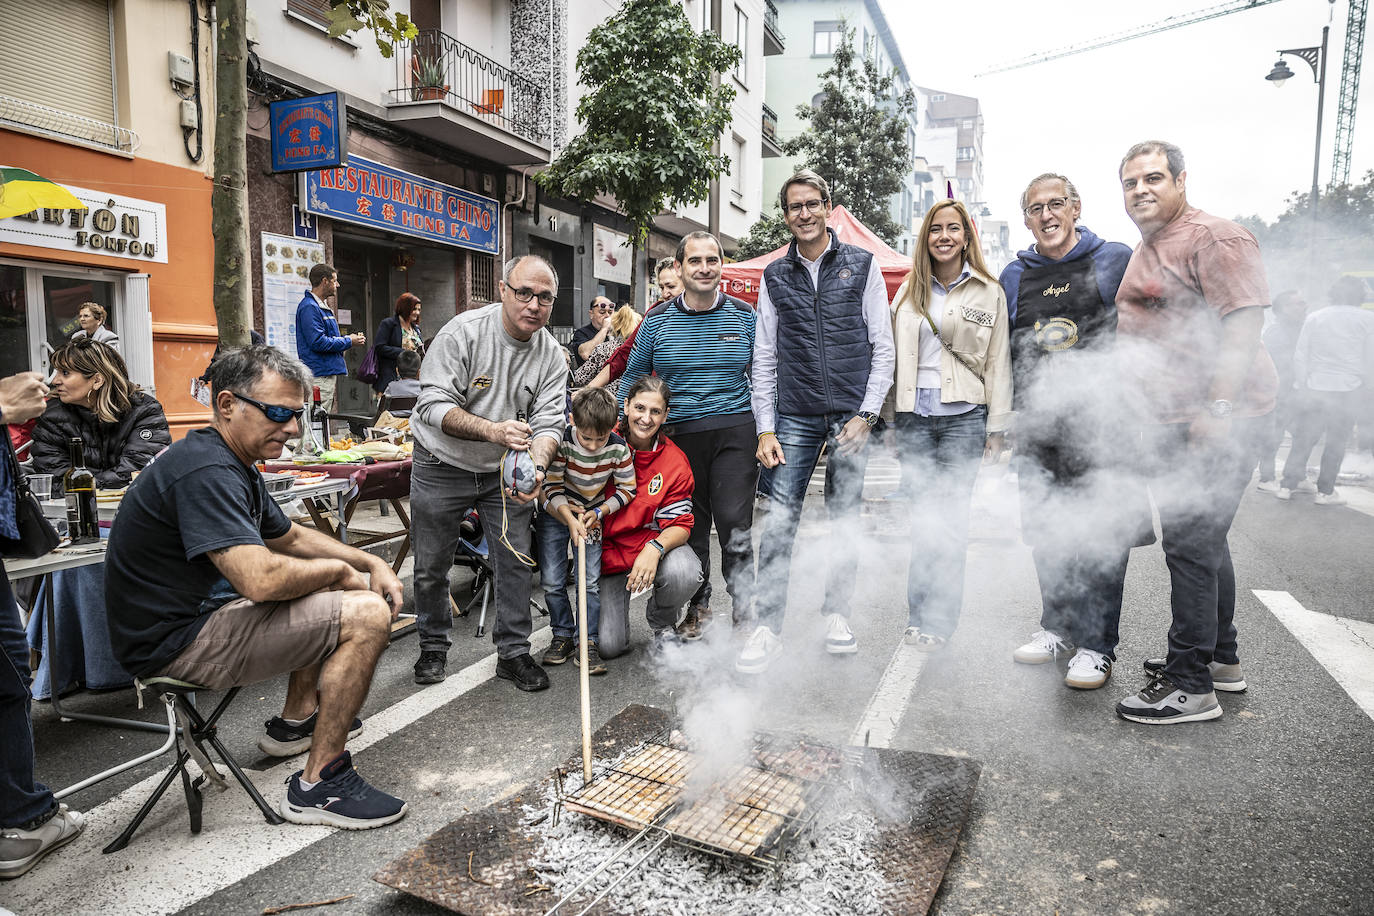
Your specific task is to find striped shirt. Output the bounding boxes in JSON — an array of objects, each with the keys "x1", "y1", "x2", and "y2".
[
  {"x1": 617, "y1": 293, "x2": 755, "y2": 433},
  {"x1": 543, "y1": 427, "x2": 636, "y2": 516}
]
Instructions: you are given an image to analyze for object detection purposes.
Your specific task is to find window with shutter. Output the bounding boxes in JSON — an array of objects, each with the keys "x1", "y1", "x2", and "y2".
[{"x1": 286, "y1": 0, "x2": 334, "y2": 29}]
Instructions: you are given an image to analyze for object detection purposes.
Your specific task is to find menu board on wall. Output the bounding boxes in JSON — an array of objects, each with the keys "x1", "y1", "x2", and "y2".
[{"x1": 261, "y1": 232, "x2": 326, "y2": 355}]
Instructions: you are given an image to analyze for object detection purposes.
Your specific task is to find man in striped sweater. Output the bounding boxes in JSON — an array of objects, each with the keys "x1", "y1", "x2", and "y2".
[{"x1": 536, "y1": 386, "x2": 636, "y2": 674}]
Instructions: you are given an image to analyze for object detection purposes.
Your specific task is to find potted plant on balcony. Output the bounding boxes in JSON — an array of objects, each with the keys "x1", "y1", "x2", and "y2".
[{"x1": 411, "y1": 56, "x2": 447, "y2": 101}]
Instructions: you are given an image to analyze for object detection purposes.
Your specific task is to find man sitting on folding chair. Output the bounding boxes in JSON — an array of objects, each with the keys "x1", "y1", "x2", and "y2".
[{"x1": 104, "y1": 345, "x2": 408, "y2": 830}]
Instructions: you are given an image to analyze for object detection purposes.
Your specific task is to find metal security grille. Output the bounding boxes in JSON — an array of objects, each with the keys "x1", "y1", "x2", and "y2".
[{"x1": 469, "y1": 254, "x2": 497, "y2": 305}]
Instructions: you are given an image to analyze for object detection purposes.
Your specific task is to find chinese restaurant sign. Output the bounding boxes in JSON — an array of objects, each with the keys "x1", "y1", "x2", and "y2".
[
  {"x1": 270, "y1": 92, "x2": 347, "y2": 172},
  {"x1": 300, "y1": 156, "x2": 499, "y2": 254}
]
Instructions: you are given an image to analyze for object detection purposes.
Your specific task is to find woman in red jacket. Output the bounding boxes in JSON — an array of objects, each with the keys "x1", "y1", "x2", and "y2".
[{"x1": 597, "y1": 376, "x2": 703, "y2": 659}]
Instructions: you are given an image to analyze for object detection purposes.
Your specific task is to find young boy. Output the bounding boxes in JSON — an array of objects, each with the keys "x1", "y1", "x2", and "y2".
[{"x1": 536, "y1": 386, "x2": 636, "y2": 674}]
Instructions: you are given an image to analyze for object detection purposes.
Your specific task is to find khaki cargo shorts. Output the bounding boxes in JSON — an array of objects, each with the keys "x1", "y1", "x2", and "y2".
[{"x1": 156, "y1": 591, "x2": 342, "y2": 690}]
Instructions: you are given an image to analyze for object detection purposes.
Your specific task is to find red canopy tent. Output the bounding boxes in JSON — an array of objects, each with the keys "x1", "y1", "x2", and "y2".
[{"x1": 720, "y1": 205, "x2": 912, "y2": 305}]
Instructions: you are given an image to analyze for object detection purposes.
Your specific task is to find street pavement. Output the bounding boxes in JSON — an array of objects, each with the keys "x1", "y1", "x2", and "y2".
[{"x1": 1, "y1": 446, "x2": 1372, "y2": 916}]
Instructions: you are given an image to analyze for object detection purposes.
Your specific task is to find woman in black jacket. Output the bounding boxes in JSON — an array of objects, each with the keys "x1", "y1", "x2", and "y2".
[
  {"x1": 32, "y1": 338, "x2": 171, "y2": 489},
  {"x1": 373, "y1": 292, "x2": 424, "y2": 393}
]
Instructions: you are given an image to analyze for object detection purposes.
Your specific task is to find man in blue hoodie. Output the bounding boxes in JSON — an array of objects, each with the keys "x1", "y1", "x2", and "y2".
[
  {"x1": 296, "y1": 263, "x2": 365, "y2": 410},
  {"x1": 999, "y1": 173, "x2": 1143, "y2": 692}
]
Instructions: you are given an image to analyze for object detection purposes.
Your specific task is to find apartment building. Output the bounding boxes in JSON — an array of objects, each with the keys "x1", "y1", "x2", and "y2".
[{"x1": 917, "y1": 86, "x2": 985, "y2": 212}]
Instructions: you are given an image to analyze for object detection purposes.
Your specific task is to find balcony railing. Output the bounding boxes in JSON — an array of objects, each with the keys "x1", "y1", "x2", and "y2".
[
  {"x1": 389, "y1": 29, "x2": 547, "y2": 145},
  {"x1": 763, "y1": 0, "x2": 785, "y2": 54},
  {"x1": 0, "y1": 95, "x2": 139, "y2": 154},
  {"x1": 762, "y1": 103, "x2": 779, "y2": 145}
]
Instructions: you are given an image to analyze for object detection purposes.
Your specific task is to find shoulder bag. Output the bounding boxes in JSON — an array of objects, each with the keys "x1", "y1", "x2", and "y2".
[
  {"x1": 922, "y1": 310, "x2": 985, "y2": 384},
  {"x1": 0, "y1": 434, "x2": 61, "y2": 560}
]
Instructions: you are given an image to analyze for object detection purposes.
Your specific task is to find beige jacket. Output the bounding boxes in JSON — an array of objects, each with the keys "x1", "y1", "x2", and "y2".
[{"x1": 888, "y1": 272, "x2": 1012, "y2": 432}]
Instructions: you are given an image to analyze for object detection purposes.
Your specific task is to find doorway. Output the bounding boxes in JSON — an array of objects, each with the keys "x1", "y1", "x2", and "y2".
[
  {"x1": 0, "y1": 259, "x2": 120, "y2": 374},
  {"x1": 527, "y1": 239, "x2": 576, "y2": 330},
  {"x1": 333, "y1": 241, "x2": 384, "y2": 413}
]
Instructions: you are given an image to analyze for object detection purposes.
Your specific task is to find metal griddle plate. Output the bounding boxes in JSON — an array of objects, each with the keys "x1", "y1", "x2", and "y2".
[{"x1": 373, "y1": 705, "x2": 981, "y2": 916}]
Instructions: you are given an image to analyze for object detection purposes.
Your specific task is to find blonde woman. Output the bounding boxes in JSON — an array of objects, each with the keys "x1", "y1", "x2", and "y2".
[
  {"x1": 890, "y1": 199, "x2": 1011, "y2": 651},
  {"x1": 572, "y1": 305, "x2": 641, "y2": 387},
  {"x1": 69, "y1": 302, "x2": 119, "y2": 351}
]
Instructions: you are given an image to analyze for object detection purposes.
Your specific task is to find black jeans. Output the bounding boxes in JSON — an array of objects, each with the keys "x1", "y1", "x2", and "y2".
[
  {"x1": 1282, "y1": 389, "x2": 1358, "y2": 494},
  {"x1": 0, "y1": 566, "x2": 57, "y2": 829},
  {"x1": 668, "y1": 420, "x2": 758, "y2": 617},
  {"x1": 1142, "y1": 418, "x2": 1264, "y2": 693},
  {"x1": 1254, "y1": 391, "x2": 1297, "y2": 482}
]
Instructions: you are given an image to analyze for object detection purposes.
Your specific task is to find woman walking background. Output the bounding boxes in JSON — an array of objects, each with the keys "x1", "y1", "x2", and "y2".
[{"x1": 890, "y1": 199, "x2": 1011, "y2": 651}]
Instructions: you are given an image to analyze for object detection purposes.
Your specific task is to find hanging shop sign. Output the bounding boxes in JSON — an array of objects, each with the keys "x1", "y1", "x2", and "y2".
[
  {"x1": 270, "y1": 92, "x2": 347, "y2": 173},
  {"x1": 300, "y1": 155, "x2": 499, "y2": 254},
  {"x1": 593, "y1": 224, "x2": 632, "y2": 285},
  {"x1": 0, "y1": 185, "x2": 168, "y2": 264}
]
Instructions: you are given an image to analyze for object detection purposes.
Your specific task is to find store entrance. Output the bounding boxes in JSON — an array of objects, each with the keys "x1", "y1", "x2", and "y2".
[
  {"x1": 333, "y1": 240, "x2": 385, "y2": 413},
  {"x1": 528, "y1": 239, "x2": 576, "y2": 331},
  {"x1": 0, "y1": 260, "x2": 119, "y2": 374}
]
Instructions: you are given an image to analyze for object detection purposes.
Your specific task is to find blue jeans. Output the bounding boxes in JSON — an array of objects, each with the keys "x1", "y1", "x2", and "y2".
[
  {"x1": 896, "y1": 408, "x2": 987, "y2": 639},
  {"x1": 755, "y1": 412, "x2": 869, "y2": 631},
  {"x1": 534, "y1": 509, "x2": 602, "y2": 641},
  {"x1": 0, "y1": 565, "x2": 57, "y2": 829}
]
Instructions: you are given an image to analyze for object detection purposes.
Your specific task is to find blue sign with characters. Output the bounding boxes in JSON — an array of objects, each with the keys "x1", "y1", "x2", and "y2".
[
  {"x1": 300, "y1": 155, "x2": 500, "y2": 254},
  {"x1": 269, "y1": 92, "x2": 347, "y2": 173}
]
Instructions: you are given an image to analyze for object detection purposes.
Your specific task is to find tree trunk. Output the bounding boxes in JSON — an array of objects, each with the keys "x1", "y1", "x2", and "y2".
[
  {"x1": 629, "y1": 234, "x2": 641, "y2": 312},
  {"x1": 212, "y1": 0, "x2": 252, "y2": 347}
]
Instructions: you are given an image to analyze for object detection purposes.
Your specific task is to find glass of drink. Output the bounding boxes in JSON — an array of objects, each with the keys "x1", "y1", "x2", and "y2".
[{"x1": 27, "y1": 474, "x2": 53, "y2": 500}]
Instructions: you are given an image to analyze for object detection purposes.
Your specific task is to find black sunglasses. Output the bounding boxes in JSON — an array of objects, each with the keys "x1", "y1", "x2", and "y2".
[{"x1": 233, "y1": 391, "x2": 305, "y2": 424}]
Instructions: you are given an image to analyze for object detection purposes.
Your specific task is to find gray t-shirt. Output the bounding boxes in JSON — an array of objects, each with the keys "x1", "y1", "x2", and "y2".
[{"x1": 412, "y1": 303, "x2": 567, "y2": 471}]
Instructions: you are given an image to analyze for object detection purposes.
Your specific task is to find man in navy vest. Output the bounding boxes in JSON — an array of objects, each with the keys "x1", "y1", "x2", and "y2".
[{"x1": 741, "y1": 170, "x2": 895, "y2": 674}]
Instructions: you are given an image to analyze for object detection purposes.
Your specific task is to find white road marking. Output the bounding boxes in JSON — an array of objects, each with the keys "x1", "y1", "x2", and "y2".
[
  {"x1": 1335, "y1": 485, "x2": 1374, "y2": 520},
  {"x1": 1253, "y1": 590, "x2": 1374, "y2": 722},
  {"x1": 0, "y1": 629, "x2": 551, "y2": 916},
  {"x1": 849, "y1": 642, "x2": 930, "y2": 749}
]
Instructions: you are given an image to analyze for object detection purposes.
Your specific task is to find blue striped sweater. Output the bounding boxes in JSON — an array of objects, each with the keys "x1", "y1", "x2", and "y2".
[{"x1": 616, "y1": 294, "x2": 755, "y2": 433}]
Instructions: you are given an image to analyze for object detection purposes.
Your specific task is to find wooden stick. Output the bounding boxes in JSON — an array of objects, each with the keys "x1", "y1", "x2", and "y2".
[
  {"x1": 466, "y1": 850, "x2": 494, "y2": 886},
  {"x1": 577, "y1": 537, "x2": 593, "y2": 784},
  {"x1": 261, "y1": 895, "x2": 354, "y2": 915}
]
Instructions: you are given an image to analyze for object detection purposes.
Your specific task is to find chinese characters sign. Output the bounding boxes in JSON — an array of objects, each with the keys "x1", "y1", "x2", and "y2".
[
  {"x1": 269, "y1": 93, "x2": 347, "y2": 173},
  {"x1": 300, "y1": 155, "x2": 499, "y2": 254}
]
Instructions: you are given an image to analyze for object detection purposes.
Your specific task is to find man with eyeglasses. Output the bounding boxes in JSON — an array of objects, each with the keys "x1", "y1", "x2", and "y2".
[
  {"x1": 409, "y1": 255, "x2": 568, "y2": 690},
  {"x1": 741, "y1": 169, "x2": 895, "y2": 674},
  {"x1": 105, "y1": 345, "x2": 409, "y2": 830},
  {"x1": 570, "y1": 296, "x2": 618, "y2": 371},
  {"x1": 998, "y1": 173, "x2": 1141, "y2": 692},
  {"x1": 1112, "y1": 140, "x2": 1276, "y2": 725}
]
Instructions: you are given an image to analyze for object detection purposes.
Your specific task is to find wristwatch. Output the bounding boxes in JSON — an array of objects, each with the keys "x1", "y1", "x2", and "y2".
[
  {"x1": 856, "y1": 411, "x2": 880, "y2": 429},
  {"x1": 646, "y1": 539, "x2": 666, "y2": 555},
  {"x1": 1207, "y1": 399, "x2": 1234, "y2": 419}
]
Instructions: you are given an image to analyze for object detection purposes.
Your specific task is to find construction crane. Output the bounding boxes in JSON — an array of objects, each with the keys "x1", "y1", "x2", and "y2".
[{"x1": 977, "y1": 0, "x2": 1366, "y2": 187}]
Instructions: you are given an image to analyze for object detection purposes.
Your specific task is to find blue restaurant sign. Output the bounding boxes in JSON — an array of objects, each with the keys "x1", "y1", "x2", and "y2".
[
  {"x1": 300, "y1": 155, "x2": 499, "y2": 254},
  {"x1": 269, "y1": 92, "x2": 347, "y2": 173}
]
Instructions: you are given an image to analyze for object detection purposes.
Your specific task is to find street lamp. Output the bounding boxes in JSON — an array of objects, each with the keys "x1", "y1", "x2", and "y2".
[{"x1": 1265, "y1": 25, "x2": 1329, "y2": 204}]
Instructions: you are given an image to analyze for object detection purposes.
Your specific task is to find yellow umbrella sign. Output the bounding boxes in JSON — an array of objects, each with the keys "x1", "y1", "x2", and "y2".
[{"x1": 0, "y1": 166, "x2": 87, "y2": 220}]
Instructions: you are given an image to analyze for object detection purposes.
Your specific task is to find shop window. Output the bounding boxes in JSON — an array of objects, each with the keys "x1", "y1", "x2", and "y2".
[
  {"x1": 469, "y1": 254, "x2": 497, "y2": 305},
  {"x1": 0, "y1": 266, "x2": 28, "y2": 377}
]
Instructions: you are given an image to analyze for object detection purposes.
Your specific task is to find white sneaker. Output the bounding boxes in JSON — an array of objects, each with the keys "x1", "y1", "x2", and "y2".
[
  {"x1": 1064, "y1": 648, "x2": 1112, "y2": 689},
  {"x1": 1013, "y1": 629, "x2": 1074, "y2": 664},
  {"x1": 823, "y1": 613, "x2": 857, "y2": 655},
  {"x1": 1296, "y1": 479, "x2": 1318, "y2": 493},
  {"x1": 0, "y1": 804, "x2": 85, "y2": 878},
  {"x1": 735, "y1": 625, "x2": 782, "y2": 674},
  {"x1": 1275, "y1": 487, "x2": 1293, "y2": 501},
  {"x1": 903, "y1": 626, "x2": 921, "y2": 645},
  {"x1": 1255, "y1": 479, "x2": 1279, "y2": 493},
  {"x1": 1315, "y1": 491, "x2": 1346, "y2": 506}
]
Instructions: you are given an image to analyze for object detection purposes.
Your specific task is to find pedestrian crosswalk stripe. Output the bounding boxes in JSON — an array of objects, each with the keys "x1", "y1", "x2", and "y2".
[{"x1": 1253, "y1": 590, "x2": 1374, "y2": 723}]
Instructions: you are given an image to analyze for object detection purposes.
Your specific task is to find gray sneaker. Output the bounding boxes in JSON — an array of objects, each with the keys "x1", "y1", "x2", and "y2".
[
  {"x1": 1143, "y1": 657, "x2": 1247, "y2": 692},
  {"x1": 0, "y1": 804, "x2": 85, "y2": 878},
  {"x1": 1116, "y1": 674, "x2": 1222, "y2": 724}
]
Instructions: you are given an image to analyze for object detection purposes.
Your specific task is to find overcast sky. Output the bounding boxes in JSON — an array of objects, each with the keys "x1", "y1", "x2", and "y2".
[{"x1": 880, "y1": 0, "x2": 1374, "y2": 250}]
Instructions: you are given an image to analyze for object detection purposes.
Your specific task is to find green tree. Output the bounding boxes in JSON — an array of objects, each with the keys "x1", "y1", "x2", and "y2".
[
  {"x1": 213, "y1": 0, "x2": 415, "y2": 346},
  {"x1": 536, "y1": 0, "x2": 740, "y2": 308},
  {"x1": 1233, "y1": 170, "x2": 1374, "y2": 292},
  {"x1": 737, "y1": 24, "x2": 913, "y2": 258}
]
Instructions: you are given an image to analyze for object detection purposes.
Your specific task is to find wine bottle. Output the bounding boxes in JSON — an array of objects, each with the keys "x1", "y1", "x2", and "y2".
[{"x1": 63, "y1": 437, "x2": 99, "y2": 543}]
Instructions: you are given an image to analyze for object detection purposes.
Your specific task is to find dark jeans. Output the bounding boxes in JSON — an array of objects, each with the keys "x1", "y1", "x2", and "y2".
[
  {"x1": 895, "y1": 408, "x2": 987, "y2": 638},
  {"x1": 1143, "y1": 418, "x2": 1263, "y2": 693},
  {"x1": 668, "y1": 420, "x2": 757, "y2": 616},
  {"x1": 1282, "y1": 389, "x2": 1358, "y2": 494},
  {"x1": 534, "y1": 510, "x2": 601, "y2": 640},
  {"x1": 0, "y1": 565, "x2": 58, "y2": 829},
  {"x1": 410, "y1": 444, "x2": 537, "y2": 660},
  {"x1": 755, "y1": 412, "x2": 869, "y2": 631},
  {"x1": 1255, "y1": 391, "x2": 1297, "y2": 482}
]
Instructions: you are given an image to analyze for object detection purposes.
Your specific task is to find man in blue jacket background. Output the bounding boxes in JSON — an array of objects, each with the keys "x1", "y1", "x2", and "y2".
[{"x1": 296, "y1": 263, "x2": 364, "y2": 410}]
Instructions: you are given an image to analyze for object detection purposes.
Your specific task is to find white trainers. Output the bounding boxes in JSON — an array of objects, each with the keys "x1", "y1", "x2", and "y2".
[
  {"x1": 735, "y1": 625, "x2": 783, "y2": 674},
  {"x1": 1012, "y1": 629, "x2": 1074, "y2": 664},
  {"x1": 0, "y1": 804, "x2": 85, "y2": 878},
  {"x1": 1275, "y1": 487, "x2": 1293, "y2": 500},
  {"x1": 1315, "y1": 491, "x2": 1346, "y2": 506},
  {"x1": 1255, "y1": 479, "x2": 1279, "y2": 493},
  {"x1": 1296, "y1": 479, "x2": 1318, "y2": 493},
  {"x1": 1064, "y1": 648, "x2": 1112, "y2": 689},
  {"x1": 823, "y1": 613, "x2": 857, "y2": 655},
  {"x1": 903, "y1": 626, "x2": 921, "y2": 645}
]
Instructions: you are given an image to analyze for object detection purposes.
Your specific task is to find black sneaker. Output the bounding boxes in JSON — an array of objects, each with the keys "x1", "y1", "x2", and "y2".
[
  {"x1": 413, "y1": 650, "x2": 447, "y2": 685},
  {"x1": 574, "y1": 642, "x2": 608, "y2": 675},
  {"x1": 495, "y1": 653, "x2": 550, "y2": 691},
  {"x1": 1116, "y1": 674, "x2": 1221, "y2": 724},
  {"x1": 1142, "y1": 656, "x2": 1247, "y2": 692},
  {"x1": 542, "y1": 635, "x2": 577, "y2": 665},
  {"x1": 279, "y1": 750, "x2": 407, "y2": 829},
  {"x1": 259, "y1": 710, "x2": 364, "y2": 757}
]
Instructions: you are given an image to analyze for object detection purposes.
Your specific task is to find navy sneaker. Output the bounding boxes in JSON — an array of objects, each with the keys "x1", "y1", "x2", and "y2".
[
  {"x1": 280, "y1": 750, "x2": 407, "y2": 829},
  {"x1": 258, "y1": 710, "x2": 363, "y2": 757}
]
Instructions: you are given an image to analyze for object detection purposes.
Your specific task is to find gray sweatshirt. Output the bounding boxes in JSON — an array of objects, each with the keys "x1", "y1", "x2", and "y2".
[{"x1": 413, "y1": 303, "x2": 567, "y2": 472}]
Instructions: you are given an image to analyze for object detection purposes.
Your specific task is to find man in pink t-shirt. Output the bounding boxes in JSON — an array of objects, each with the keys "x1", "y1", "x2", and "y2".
[{"x1": 1112, "y1": 140, "x2": 1277, "y2": 726}]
